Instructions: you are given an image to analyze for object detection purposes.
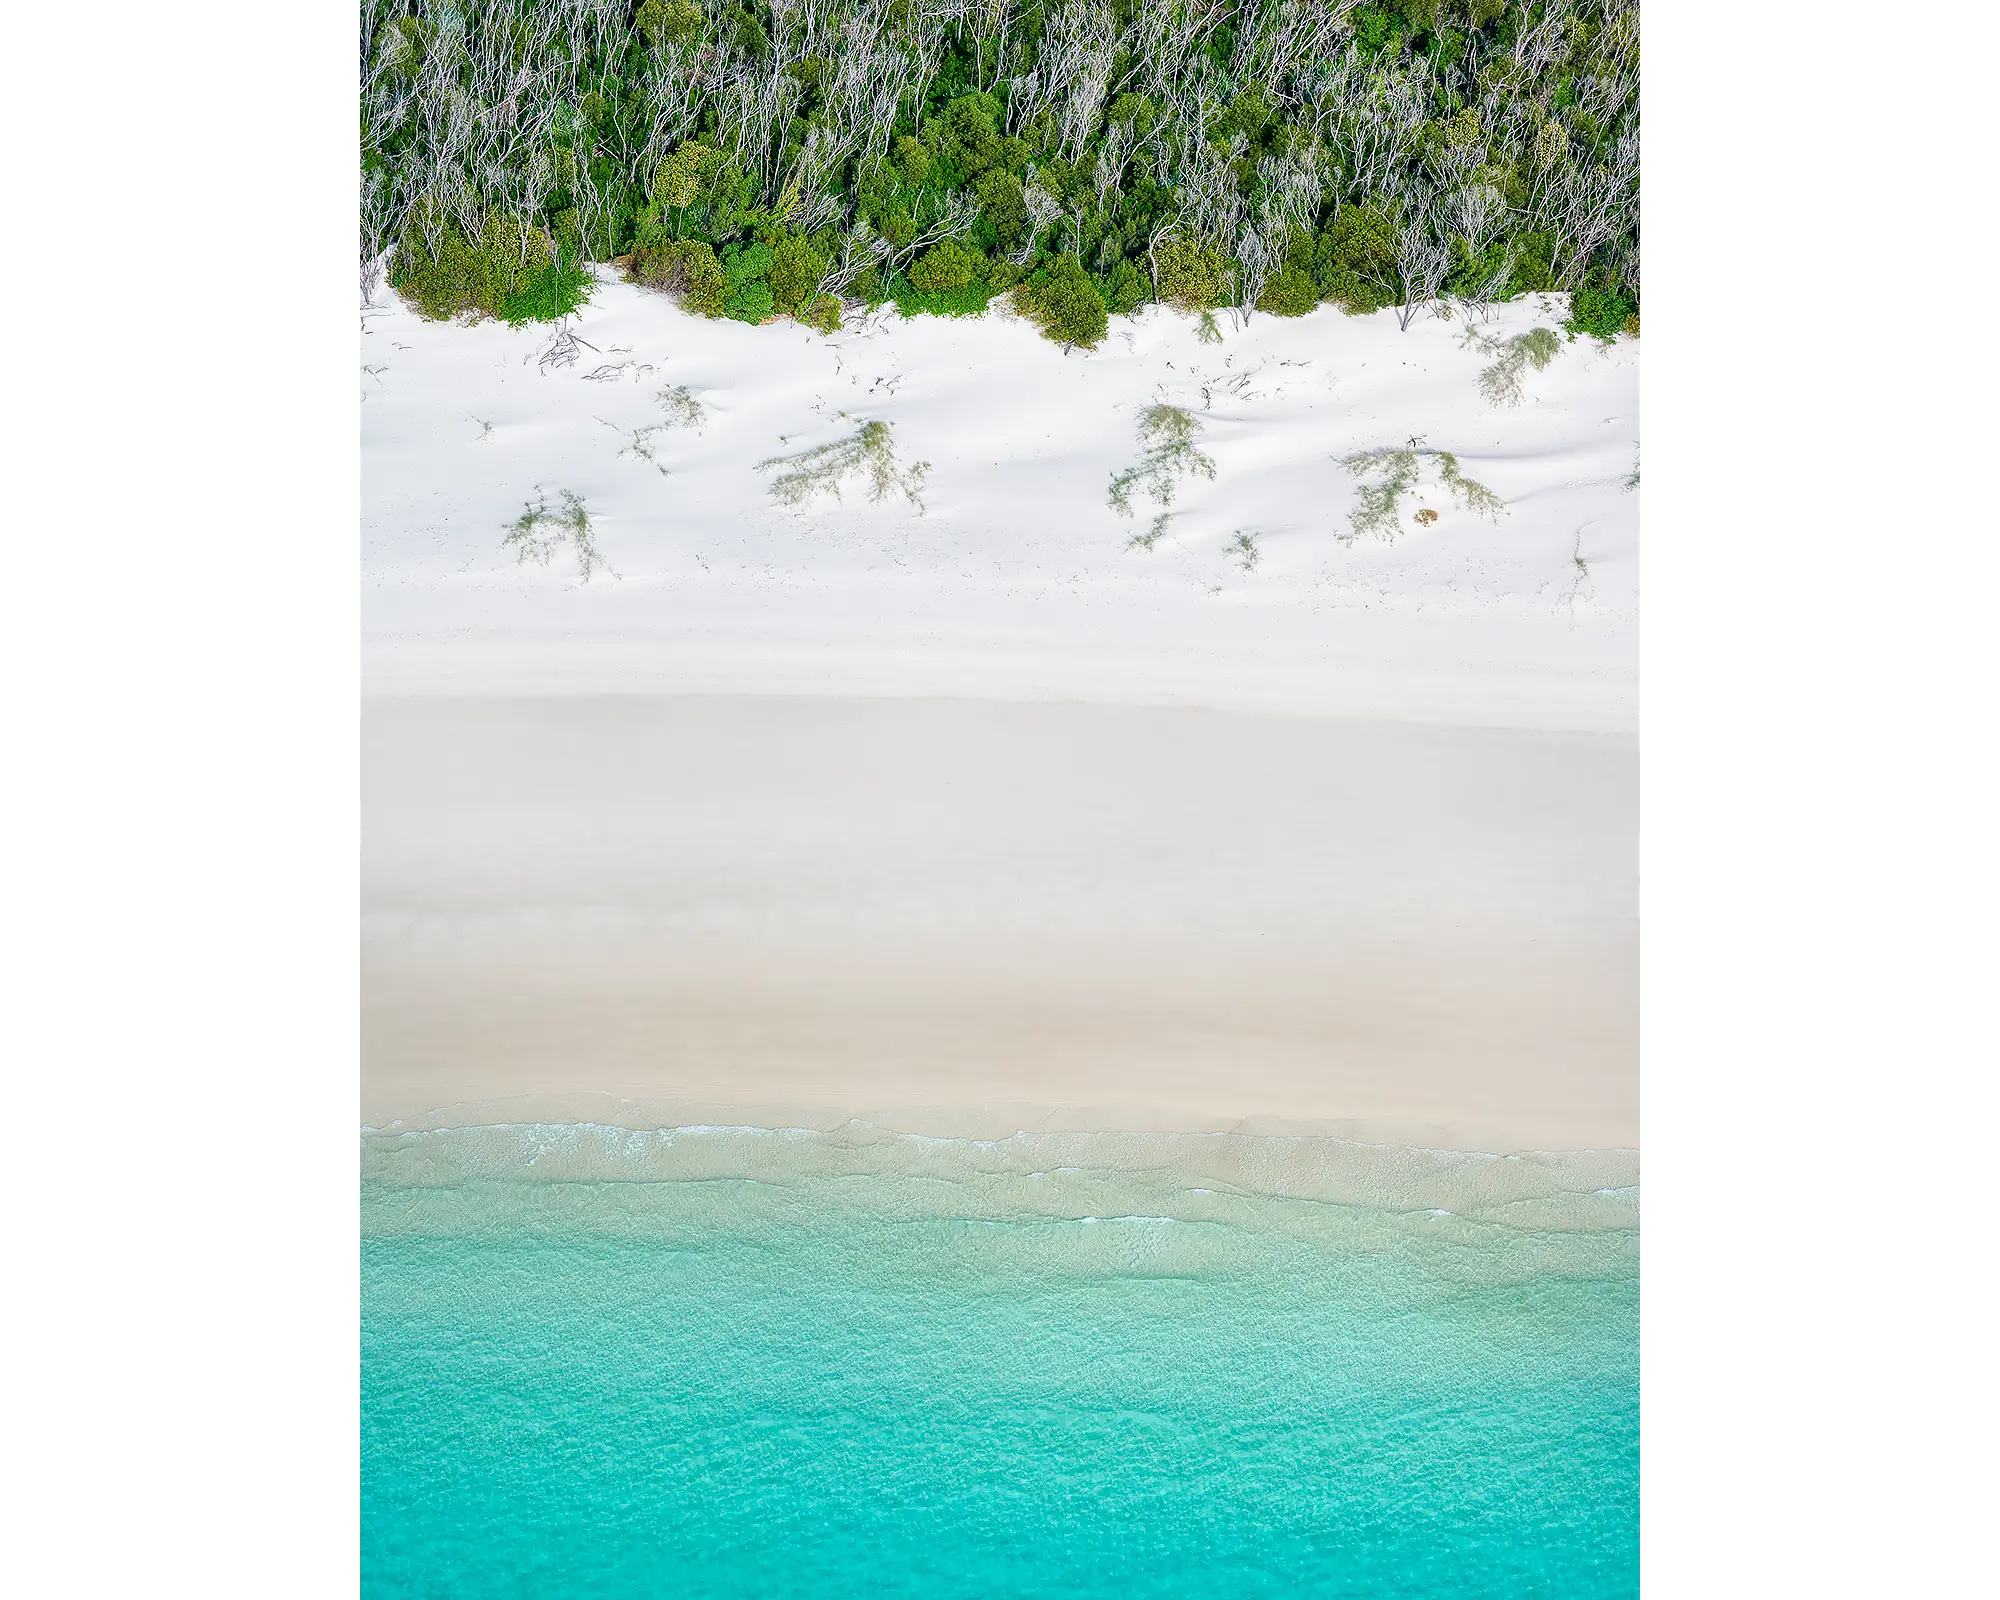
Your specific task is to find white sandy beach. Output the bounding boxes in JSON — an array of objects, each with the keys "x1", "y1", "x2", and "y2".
[
  {"x1": 364, "y1": 695, "x2": 1633, "y2": 1148},
  {"x1": 362, "y1": 280, "x2": 1637, "y2": 1150}
]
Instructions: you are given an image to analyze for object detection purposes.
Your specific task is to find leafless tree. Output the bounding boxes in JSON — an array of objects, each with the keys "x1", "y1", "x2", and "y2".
[
  {"x1": 1012, "y1": 169, "x2": 1065, "y2": 266},
  {"x1": 818, "y1": 221, "x2": 892, "y2": 297}
]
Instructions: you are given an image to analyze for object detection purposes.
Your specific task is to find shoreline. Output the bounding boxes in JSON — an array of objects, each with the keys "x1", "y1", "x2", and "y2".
[
  {"x1": 361, "y1": 1092, "x2": 1637, "y2": 1158},
  {"x1": 362, "y1": 1114, "x2": 1640, "y2": 1249}
]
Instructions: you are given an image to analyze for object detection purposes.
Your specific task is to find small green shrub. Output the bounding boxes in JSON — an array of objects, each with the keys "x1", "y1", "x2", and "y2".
[
  {"x1": 890, "y1": 274, "x2": 998, "y2": 319},
  {"x1": 653, "y1": 140, "x2": 720, "y2": 211},
  {"x1": 1257, "y1": 266, "x2": 1319, "y2": 318},
  {"x1": 1016, "y1": 256, "x2": 1107, "y2": 349},
  {"x1": 499, "y1": 254, "x2": 592, "y2": 325},
  {"x1": 631, "y1": 238, "x2": 727, "y2": 317},
  {"x1": 1315, "y1": 207, "x2": 1398, "y2": 315},
  {"x1": 1101, "y1": 260, "x2": 1147, "y2": 315},
  {"x1": 726, "y1": 279, "x2": 775, "y2": 322},
  {"x1": 393, "y1": 207, "x2": 577, "y2": 323},
  {"x1": 1153, "y1": 235, "x2": 1231, "y2": 311},
  {"x1": 803, "y1": 293, "x2": 842, "y2": 333},
  {"x1": 1224, "y1": 531, "x2": 1261, "y2": 572},
  {"x1": 721, "y1": 240, "x2": 775, "y2": 322},
  {"x1": 1567, "y1": 286, "x2": 1636, "y2": 341},
  {"x1": 908, "y1": 240, "x2": 982, "y2": 293},
  {"x1": 766, "y1": 232, "x2": 829, "y2": 316},
  {"x1": 975, "y1": 168, "x2": 1028, "y2": 250}
]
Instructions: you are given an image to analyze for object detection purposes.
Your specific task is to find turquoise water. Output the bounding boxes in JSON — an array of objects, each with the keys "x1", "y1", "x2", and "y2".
[{"x1": 362, "y1": 1124, "x2": 1637, "y2": 1598}]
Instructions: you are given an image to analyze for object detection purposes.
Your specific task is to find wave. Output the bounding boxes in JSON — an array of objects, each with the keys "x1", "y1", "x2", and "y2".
[{"x1": 362, "y1": 1118, "x2": 1637, "y2": 1286}]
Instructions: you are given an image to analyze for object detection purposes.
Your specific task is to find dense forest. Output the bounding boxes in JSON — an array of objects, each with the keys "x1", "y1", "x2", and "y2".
[{"x1": 360, "y1": 0, "x2": 1638, "y2": 346}]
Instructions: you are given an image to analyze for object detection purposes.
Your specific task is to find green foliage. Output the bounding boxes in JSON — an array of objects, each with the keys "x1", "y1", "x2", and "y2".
[
  {"x1": 1015, "y1": 256, "x2": 1108, "y2": 349},
  {"x1": 895, "y1": 136, "x2": 933, "y2": 189},
  {"x1": 802, "y1": 293, "x2": 842, "y2": 333},
  {"x1": 1567, "y1": 286, "x2": 1637, "y2": 342},
  {"x1": 362, "y1": 0, "x2": 1639, "y2": 332},
  {"x1": 1467, "y1": 325, "x2": 1563, "y2": 406},
  {"x1": 654, "y1": 142, "x2": 714, "y2": 210},
  {"x1": 631, "y1": 238, "x2": 728, "y2": 317},
  {"x1": 500, "y1": 253, "x2": 593, "y2": 325},
  {"x1": 392, "y1": 207, "x2": 567, "y2": 323},
  {"x1": 766, "y1": 232, "x2": 829, "y2": 316},
  {"x1": 908, "y1": 240, "x2": 982, "y2": 293},
  {"x1": 1212, "y1": 88, "x2": 1275, "y2": 148},
  {"x1": 975, "y1": 168, "x2": 1028, "y2": 251},
  {"x1": 1316, "y1": 208, "x2": 1399, "y2": 315},
  {"x1": 890, "y1": 274, "x2": 997, "y2": 319},
  {"x1": 648, "y1": 142, "x2": 746, "y2": 243},
  {"x1": 1108, "y1": 404, "x2": 1216, "y2": 516},
  {"x1": 734, "y1": 7, "x2": 770, "y2": 59},
  {"x1": 1258, "y1": 266, "x2": 1320, "y2": 318},
  {"x1": 1153, "y1": 235, "x2": 1231, "y2": 312},
  {"x1": 636, "y1": 0, "x2": 701, "y2": 49},
  {"x1": 721, "y1": 240, "x2": 775, "y2": 322},
  {"x1": 1101, "y1": 260, "x2": 1148, "y2": 315},
  {"x1": 1505, "y1": 232, "x2": 1556, "y2": 295},
  {"x1": 938, "y1": 94, "x2": 1002, "y2": 175},
  {"x1": 758, "y1": 420, "x2": 929, "y2": 510},
  {"x1": 726, "y1": 279, "x2": 775, "y2": 323},
  {"x1": 1127, "y1": 512, "x2": 1174, "y2": 552}
]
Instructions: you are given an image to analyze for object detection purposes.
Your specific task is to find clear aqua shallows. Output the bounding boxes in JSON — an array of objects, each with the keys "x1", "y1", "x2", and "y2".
[{"x1": 362, "y1": 1124, "x2": 1638, "y2": 1598}]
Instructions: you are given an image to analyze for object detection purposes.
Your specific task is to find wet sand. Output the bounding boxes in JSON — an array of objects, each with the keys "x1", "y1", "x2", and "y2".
[{"x1": 363, "y1": 695, "x2": 1636, "y2": 1151}]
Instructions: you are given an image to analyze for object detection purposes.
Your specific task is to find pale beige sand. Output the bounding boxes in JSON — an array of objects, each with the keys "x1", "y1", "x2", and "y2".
[{"x1": 363, "y1": 696, "x2": 1635, "y2": 1151}]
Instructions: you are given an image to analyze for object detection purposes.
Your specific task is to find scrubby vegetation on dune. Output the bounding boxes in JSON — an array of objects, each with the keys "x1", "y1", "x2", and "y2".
[
  {"x1": 362, "y1": 0, "x2": 1638, "y2": 344},
  {"x1": 504, "y1": 489, "x2": 613, "y2": 577},
  {"x1": 1108, "y1": 403, "x2": 1215, "y2": 515},
  {"x1": 1341, "y1": 441, "x2": 1502, "y2": 538},
  {"x1": 758, "y1": 419, "x2": 931, "y2": 507}
]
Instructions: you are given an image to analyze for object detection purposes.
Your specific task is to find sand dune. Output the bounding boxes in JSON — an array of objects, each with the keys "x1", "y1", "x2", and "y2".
[{"x1": 362, "y1": 284, "x2": 1637, "y2": 730}]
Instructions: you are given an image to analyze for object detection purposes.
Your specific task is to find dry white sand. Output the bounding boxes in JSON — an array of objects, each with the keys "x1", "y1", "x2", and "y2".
[
  {"x1": 362, "y1": 283, "x2": 1637, "y2": 732},
  {"x1": 363, "y1": 695, "x2": 1634, "y2": 1150}
]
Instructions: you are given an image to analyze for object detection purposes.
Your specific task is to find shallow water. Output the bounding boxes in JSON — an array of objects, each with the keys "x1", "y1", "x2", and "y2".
[{"x1": 362, "y1": 1123, "x2": 1637, "y2": 1598}]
